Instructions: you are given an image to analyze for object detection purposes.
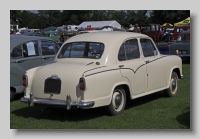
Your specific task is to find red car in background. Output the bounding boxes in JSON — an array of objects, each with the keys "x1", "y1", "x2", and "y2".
[
  {"x1": 169, "y1": 25, "x2": 190, "y2": 42},
  {"x1": 139, "y1": 24, "x2": 164, "y2": 42}
]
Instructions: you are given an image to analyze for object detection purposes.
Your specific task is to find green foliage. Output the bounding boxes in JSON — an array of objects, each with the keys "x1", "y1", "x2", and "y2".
[
  {"x1": 10, "y1": 10, "x2": 190, "y2": 29},
  {"x1": 150, "y1": 10, "x2": 190, "y2": 24}
]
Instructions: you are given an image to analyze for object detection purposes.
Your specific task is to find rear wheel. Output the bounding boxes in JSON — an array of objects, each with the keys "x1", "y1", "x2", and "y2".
[
  {"x1": 106, "y1": 87, "x2": 126, "y2": 116},
  {"x1": 164, "y1": 71, "x2": 179, "y2": 97},
  {"x1": 10, "y1": 90, "x2": 15, "y2": 102}
]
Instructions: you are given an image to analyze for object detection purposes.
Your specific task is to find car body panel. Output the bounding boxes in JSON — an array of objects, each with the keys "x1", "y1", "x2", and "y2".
[
  {"x1": 10, "y1": 35, "x2": 60, "y2": 95},
  {"x1": 21, "y1": 32, "x2": 183, "y2": 109}
]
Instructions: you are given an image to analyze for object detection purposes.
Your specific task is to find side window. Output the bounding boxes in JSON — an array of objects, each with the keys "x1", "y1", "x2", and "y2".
[
  {"x1": 118, "y1": 44, "x2": 126, "y2": 61},
  {"x1": 140, "y1": 39, "x2": 158, "y2": 57},
  {"x1": 22, "y1": 41, "x2": 39, "y2": 57},
  {"x1": 41, "y1": 41, "x2": 57, "y2": 55},
  {"x1": 11, "y1": 45, "x2": 23, "y2": 58},
  {"x1": 88, "y1": 43, "x2": 104, "y2": 58},
  {"x1": 118, "y1": 39, "x2": 140, "y2": 61}
]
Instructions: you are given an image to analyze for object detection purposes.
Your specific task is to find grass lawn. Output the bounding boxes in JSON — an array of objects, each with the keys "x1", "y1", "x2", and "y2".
[{"x1": 10, "y1": 59, "x2": 190, "y2": 129}]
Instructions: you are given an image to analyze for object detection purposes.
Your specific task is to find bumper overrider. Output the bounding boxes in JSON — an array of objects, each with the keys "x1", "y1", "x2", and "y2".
[{"x1": 20, "y1": 92, "x2": 95, "y2": 110}]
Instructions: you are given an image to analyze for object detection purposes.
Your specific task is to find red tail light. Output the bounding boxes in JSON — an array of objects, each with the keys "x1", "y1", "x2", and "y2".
[
  {"x1": 22, "y1": 75, "x2": 28, "y2": 87},
  {"x1": 79, "y1": 77, "x2": 86, "y2": 91}
]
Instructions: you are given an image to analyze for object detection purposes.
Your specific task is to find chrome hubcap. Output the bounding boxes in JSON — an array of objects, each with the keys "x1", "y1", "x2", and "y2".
[
  {"x1": 170, "y1": 77, "x2": 177, "y2": 94},
  {"x1": 115, "y1": 94, "x2": 122, "y2": 108},
  {"x1": 112, "y1": 90, "x2": 124, "y2": 112}
]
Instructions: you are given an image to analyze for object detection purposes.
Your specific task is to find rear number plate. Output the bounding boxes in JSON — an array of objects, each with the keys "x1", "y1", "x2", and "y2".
[
  {"x1": 179, "y1": 50, "x2": 187, "y2": 54},
  {"x1": 44, "y1": 78, "x2": 61, "y2": 94}
]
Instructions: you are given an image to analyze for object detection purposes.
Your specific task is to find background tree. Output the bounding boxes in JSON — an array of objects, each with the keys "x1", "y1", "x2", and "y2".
[
  {"x1": 10, "y1": 10, "x2": 22, "y2": 26},
  {"x1": 10, "y1": 10, "x2": 190, "y2": 29},
  {"x1": 150, "y1": 10, "x2": 190, "y2": 25}
]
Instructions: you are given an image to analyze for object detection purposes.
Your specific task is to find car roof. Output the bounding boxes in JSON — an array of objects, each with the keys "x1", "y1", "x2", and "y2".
[
  {"x1": 10, "y1": 35, "x2": 53, "y2": 49},
  {"x1": 65, "y1": 31, "x2": 149, "y2": 45}
]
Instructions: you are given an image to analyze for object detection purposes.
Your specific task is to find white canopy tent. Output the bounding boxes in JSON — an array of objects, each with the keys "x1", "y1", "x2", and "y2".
[{"x1": 78, "y1": 20, "x2": 121, "y2": 29}]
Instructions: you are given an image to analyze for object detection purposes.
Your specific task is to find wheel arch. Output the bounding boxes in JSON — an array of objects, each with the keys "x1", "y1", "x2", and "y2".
[
  {"x1": 10, "y1": 86, "x2": 16, "y2": 93},
  {"x1": 110, "y1": 83, "x2": 131, "y2": 103},
  {"x1": 167, "y1": 67, "x2": 181, "y2": 88},
  {"x1": 172, "y1": 68, "x2": 181, "y2": 79}
]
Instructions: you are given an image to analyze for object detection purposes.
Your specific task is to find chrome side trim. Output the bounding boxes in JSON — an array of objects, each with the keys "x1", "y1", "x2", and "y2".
[{"x1": 20, "y1": 94, "x2": 95, "y2": 109}]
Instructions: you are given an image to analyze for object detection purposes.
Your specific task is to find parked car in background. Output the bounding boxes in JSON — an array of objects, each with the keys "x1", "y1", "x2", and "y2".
[
  {"x1": 58, "y1": 30, "x2": 79, "y2": 42},
  {"x1": 78, "y1": 30, "x2": 103, "y2": 34},
  {"x1": 10, "y1": 35, "x2": 60, "y2": 101},
  {"x1": 20, "y1": 32, "x2": 43, "y2": 37},
  {"x1": 163, "y1": 27, "x2": 174, "y2": 42},
  {"x1": 139, "y1": 24, "x2": 164, "y2": 42},
  {"x1": 42, "y1": 31, "x2": 59, "y2": 42},
  {"x1": 20, "y1": 32, "x2": 184, "y2": 116},
  {"x1": 169, "y1": 30, "x2": 190, "y2": 58},
  {"x1": 169, "y1": 25, "x2": 190, "y2": 42},
  {"x1": 100, "y1": 26, "x2": 123, "y2": 31},
  {"x1": 156, "y1": 30, "x2": 190, "y2": 59}
]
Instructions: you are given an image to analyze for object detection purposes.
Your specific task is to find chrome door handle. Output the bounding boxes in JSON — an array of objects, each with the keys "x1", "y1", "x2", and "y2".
[
  {"x1": 145, "y1": 60, "x2": 150, "y2": 64},
  {"x1": 15, "y1": 60, "x2": 25, "y2": 63},
  {"x1": 42, "y1": 57, "x2": 50, "y2": 60},
  {"x1": 119, "y1": 65, "x2": 124, "y2": 68}
]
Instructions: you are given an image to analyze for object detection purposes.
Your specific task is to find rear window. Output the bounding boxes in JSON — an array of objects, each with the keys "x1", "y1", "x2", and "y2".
[{"x1": 57, "y1": 42, "x2": 104, "y2": 59}]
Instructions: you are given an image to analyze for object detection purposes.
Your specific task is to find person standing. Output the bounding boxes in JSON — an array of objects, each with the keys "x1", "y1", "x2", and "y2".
[
  {"x1": 107, "y1": 26, "x2": 112, "y2": 31},
  {"x1": 133, "y1": 24, "x2": 141, "y2": 33},
  {"x1": 121, "y1": 25, "x2": 126, "y2": 31},
  {"x1": 128, "y1": 24, "x2": 134, "y2": 32},
  {"x1": 15, "y1": 30, "x2": 21, "y2": 34},
  {"x1": 88, "y1": 25, "x2": 93, "y2": 30}
]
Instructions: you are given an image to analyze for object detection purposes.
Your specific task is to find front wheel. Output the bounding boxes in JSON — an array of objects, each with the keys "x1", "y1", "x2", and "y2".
[
  {"x1": 10, "y1": 90, "x2": 15, "y2": 102},
  {"x1": 106, "y1": 87, "x2": 126, "y2": 116},
  {"x1": 164, "y1": 71, "x2": 179, "y2": 97}
]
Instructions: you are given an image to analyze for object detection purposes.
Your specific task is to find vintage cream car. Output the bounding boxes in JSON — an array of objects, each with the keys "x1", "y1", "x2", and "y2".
[{"x1": 20, "y1": 32, "x2": 184, "y2": 116}]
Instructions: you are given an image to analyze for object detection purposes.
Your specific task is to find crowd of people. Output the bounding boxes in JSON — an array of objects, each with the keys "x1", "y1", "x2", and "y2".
[
  {"x1": 127, "y1": 23, "x2": 141, "y2": 33},
  {"x1": 10, "y1": 23, "x2": 143, "y2": 35}
]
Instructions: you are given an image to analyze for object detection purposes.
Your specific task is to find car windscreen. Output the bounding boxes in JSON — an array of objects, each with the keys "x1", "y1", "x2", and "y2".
[{"x1": 57, "y1": 42, "x2": 104, "y2": 59}]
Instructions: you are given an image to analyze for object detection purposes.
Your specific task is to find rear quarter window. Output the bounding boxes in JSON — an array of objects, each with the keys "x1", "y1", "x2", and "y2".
[{"x1": 58, "y1": 42, "x2": 104, "y2": 59}]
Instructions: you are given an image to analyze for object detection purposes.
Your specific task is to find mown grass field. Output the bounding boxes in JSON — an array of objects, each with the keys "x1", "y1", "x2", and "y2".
[{"x1": 10, "y1": 59, "x2": 190, "y2": 129}]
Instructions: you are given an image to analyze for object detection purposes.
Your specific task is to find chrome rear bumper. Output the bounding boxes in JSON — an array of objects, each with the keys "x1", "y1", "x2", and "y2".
[{"x1": 20, "y1": 93, "x2": 95, "y2": 110}]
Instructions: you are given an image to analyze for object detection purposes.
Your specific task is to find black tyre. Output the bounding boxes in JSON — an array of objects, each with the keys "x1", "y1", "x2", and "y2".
[
  {"x1": 106, "y1": 87, "x2": 126, "y2": 116},
  {"x1": 10, "y1": 90, "x2": 15, "y2": 102},
  {"x1": 164, "y1": 71, "x2": 179, "y2": 97}
]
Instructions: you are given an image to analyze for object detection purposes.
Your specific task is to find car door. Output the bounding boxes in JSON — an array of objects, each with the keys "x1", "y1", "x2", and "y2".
[
  {"x1": 40, "y1": 40, "x2": 60, "y2": 64},
  {"x1": 117, "y1": 39, "x2": 147, "y2": 96},
  {"x1": 10, "y1": 40, "x2": 43, "y2": 71},
  {"x1": 140, "y1": 38, "x2": 167, "y2": 92},
  {"x1": 10, "y1": 41, "x2": 43, "y2": 86}
]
